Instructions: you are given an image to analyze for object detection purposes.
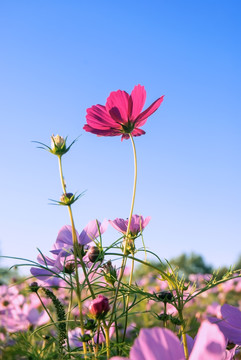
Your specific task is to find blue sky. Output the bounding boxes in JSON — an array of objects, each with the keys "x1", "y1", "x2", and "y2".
[{"x1": 0, "y1": 1, "x2": 241, "y2": 272}]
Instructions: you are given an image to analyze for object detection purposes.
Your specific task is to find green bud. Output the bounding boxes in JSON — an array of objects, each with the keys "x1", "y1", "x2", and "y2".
[
  {"x1": 29, "y1": 282, "x2": 39, "y2": 293},
  {"x1": 80, "y1": 334, "x2": 92, "y2": 342},
  {"x1": 170, "y1": 316, "x2": 182, "y2": 325},
  {"x1": 60, "y1": 193, "x2": 75, "y2": 205},
  {"x1": 158, "y1": 313, "x2": 171, "y2": 321},
  {"x1": 103, "y1": 260, "x2": 117, "y2": 286},
  {"x1": 84, "y1": 318, "x2": 96, "y2": 331}
]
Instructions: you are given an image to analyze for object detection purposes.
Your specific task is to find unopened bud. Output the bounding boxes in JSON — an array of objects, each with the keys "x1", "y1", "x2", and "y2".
[
  {"x1": 87, "y1": 246, "x2": 104, "y2": 263},
  {"x1": 29, "y1": 282, "x2": 39, "y2": 293},
  {"x1": 50, "y1": 134, "x2": 67, "y2": 155},
  {"x1": 157, "y1": 291, "x2": 174, "y2": 303},
  {"x1": 80, "y1": 334, "x2": 92, "y2": 342},
  {"x1": 84, "y1": 318, "x2": 96, "y2": 331},
  {"x1": 64, "y1": 262, "x2": 75, "y2": 274},
  {"x1": 60, "y1": 193, "x2": 74, "y2": 205},
  {"x1": 51, "y1": 134, "x2": 65, "y2": 149},
  {"x1": 103, "y1": 260, "x2": 117, "y2": 286},
  {"x1": 89, "y1": 295, "x2": 110, "y2": 319}
]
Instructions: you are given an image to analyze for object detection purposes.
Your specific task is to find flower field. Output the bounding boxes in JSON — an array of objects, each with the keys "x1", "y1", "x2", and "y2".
[{"x1": 1, "y1": 85, "x2": 240, "y2": 359}]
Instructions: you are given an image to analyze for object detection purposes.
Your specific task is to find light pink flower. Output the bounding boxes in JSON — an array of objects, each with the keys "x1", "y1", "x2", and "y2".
[
  {"x1": 84, "y1": 85, "x2": 164, "y2": 141},
  {"x1": 110, "y1": 321, "x2": 227, "y2": 360},
  {"x1": 109, "y1": 215, "x2": 150, "y2": 237}
]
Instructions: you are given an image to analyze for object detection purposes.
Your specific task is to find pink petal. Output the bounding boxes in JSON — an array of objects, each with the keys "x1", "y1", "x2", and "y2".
[
  {"x1": 109, "y1": 218, "x2": 128, "y2": 233},
  {"x1": 221, "y1": 304, "x2": 241, "y2": 329},
  {"x1": 135, "y1": 95, "x2": 164, "y2": 127},
  {"x1": 79, "y1": 219, "x2": 100, "y2": 245},
  {"x1": 129, "y1": 85, "x2": 146, "y2": 121},
  {"x1": 56, "y1": 225, "x2": 79, "y2": 246},
  {"x1": 86, "y1": 105, "x2": 119, "y2": 130},
  {"x1": 106, "y1": 90, "x2": 130, "y2": 123},
  {"x1": 131, "y1": 128, "x2": 146, "y2": 137},
  {"x1": 83, "y1": 124, "x2": 121, "y2": 137},
  {"x1": 130, "y1": 327, "x2": 185, "y2": 360},
  {"x1": 190, "y1": 321, "x2": 226, "y2": 360}
]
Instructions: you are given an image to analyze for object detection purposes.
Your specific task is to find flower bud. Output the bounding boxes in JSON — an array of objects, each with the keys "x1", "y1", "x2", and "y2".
[
  {"x1": 51, "y1": 134, "x2": 67, "y2": 156},
  {"x1": 51, "y1": 134, "x2": 65, "y2": 149},
  {"x1": 103, "y1": 260, "x2": 117, "y2": 286},
  {"x1": 64, "y1": 261, "x2": 75, "y2": 274},
  {"x1": 87, "y1": 246, "x2": 104, "y2": 263},
  {"x1": 80, "y1": 334, "x2": 92, "y2": 342},
  {"x1": 157, "y1": 291, "x2": 174, "y2": 303},
  {"x1": 89, "y1": 295, "x2": 110, "y2": 319},
  {"x1": 84, "y1": 318, "x2": 96, "y2": 331},
  {"x1": 60, "y1": 193, "x2": 74, "y2": 205},
  {"x1": 29, "y1": 282, "x2": 39, "y2": 293}
]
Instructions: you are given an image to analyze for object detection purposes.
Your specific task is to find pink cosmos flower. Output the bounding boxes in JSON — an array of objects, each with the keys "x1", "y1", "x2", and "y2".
[
  {"x1": 110, "y1": 321, "x2": 228, "y2": 360},
  {"x1": 83, "y1": 85, "x2": 164, "y2": 140},
  {"x1": 209, "y1": 304, "x2": 241, "y2": 345},
  {"x1": 109, "y1": 215, "x2": 151, "y2": 237}
]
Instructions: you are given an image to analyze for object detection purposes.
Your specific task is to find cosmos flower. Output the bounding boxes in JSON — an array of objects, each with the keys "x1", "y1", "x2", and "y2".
[
  {"x1": 109, "y1": 215, "x2": 150, "y2": 237},
  {"x1": 83, "y1": 85, "x2": 164, "y2": 140},
  {"x1": 209, "y1": 303, "x2": 241, "y2": 345},
  {"x1": 110, "y1": 321, "x2": 228, "y2": 360},
  {"x1": 51, "y1": 219, "x2": 108, "y2": 256}
]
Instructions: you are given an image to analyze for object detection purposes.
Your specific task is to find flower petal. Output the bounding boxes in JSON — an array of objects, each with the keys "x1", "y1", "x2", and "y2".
[
  {"x1": 109, "y1": 218, "x2": 128, "y2": 233},
  {"x1": 86, "y1": 105, "x2": 119, "y2": 130},
  {"x1": 221, "y1": 304, "x2": 241, "y2": 329},
  {"x1": 106, "y1": 90, "x2": 130, "y2": 123},
  {"x1": 190, "y1": 321, "x2": 226, "y2": 360},
  {"x1": 129, "y1": 85, "x2": 146, "y2": 121},
  {"x1": 83, "y1": 124, "x2": 121, "y2": 137},
  {"x1": 130, "y1": 327, "x2": 185, "y2": 360},
  {"x1": 135, "y1": 96, "x2": 164, "y2": 127}
]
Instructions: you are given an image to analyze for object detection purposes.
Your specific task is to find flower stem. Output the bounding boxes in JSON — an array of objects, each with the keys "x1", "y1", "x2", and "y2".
[
  {"x1": 108, "y1": 134, "x2": 137, "y2": 328},
  {"x1": 124, "y1": 134, "x2": 137, "y2": 248},
  {"x1": 57, "y1": 155, "x2": 87, "y2": 357},
  {"x1": 36, "y1": 291, "x2": 55, "y2": 325},
  {"x1": 66, "y1": 278, "x2": 73, "y2": 357},
  {"x1": 122, "y1": 253, "x2": 135, "y2": 341},
  {"x1": 103, "y1": 322, "x2": 110, "y2": 359},
  {"x1": 178, "y1": 310, "x2": 189, "y2": 359}
]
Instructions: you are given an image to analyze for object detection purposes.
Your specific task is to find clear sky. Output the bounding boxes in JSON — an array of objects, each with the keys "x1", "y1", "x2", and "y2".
[{"x1": 0, "y1": 1, "x2": 241, "y2": 273}]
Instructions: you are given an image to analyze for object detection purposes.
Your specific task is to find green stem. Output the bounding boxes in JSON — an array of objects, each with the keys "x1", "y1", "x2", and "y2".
[
  {"x1": 103, "y1": 323, "x2": 110, "y2": 359},
  {"x1": 66, "y1": 279, "x2": 73, "y2": 357},
  {"x1": 108, "y1": 134, "x2": 138, "y2": 328},
  {"x1": 178, "y1": 308, "x2": 189, "y2": 359},
  {"x1": 163, "y1": 302, "x2": 167, "y2": 328},
  {"x1": 36, "y1": 291, "x2": 55, "y2": 325},
  {"x1": 122, "y1": 254, "x2": 135, "y2": 341},
  {"x1": 125, "y1": 134, "x2": 137, "y2": 240},
  {"x1": 57, "y1": 155, "x2": 87, "y2": 358}
]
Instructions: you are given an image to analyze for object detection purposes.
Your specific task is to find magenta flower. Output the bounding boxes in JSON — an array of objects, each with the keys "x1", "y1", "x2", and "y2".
[
  {"x1": 83, "y1": 85, "x2": 164, "y2": 140},
  {"x1": 110, "y1": 321, "x2": 228, "y2": 360},
  {"x1": 109, "y1": 215, "x2": 151, "y2": 237}
]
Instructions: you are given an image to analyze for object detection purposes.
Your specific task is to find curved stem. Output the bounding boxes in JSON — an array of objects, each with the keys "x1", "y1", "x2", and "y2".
[
  {"x1": 124, "y1": 134, "x2": 137, "y2": 250},
  {"x1": 108, "y1": 134, "x2": 138, "y2": 328}
]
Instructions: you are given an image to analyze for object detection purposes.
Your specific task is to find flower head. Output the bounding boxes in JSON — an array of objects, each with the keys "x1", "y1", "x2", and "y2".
[
  {"x1": 109, "y1": 215, "x2": 151, "y2": 237},
  {"x1": 83, "y1": 85, "x2": 164, "y2": 141}
]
